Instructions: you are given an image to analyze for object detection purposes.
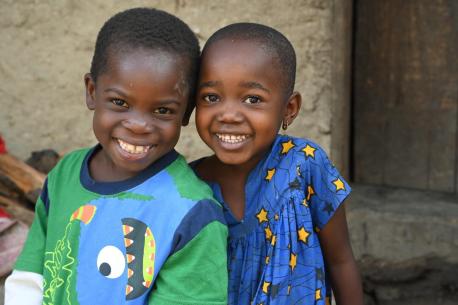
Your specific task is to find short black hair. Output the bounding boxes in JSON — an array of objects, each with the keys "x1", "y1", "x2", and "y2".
[
  {"x1": 90, "y1": 7, "x2": 200, "y2": 111},
  {"x1": 203, "y1": 23, "x2": 296, "y2": 97}
]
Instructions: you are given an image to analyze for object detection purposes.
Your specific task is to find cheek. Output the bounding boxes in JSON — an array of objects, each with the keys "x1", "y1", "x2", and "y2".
[
  {"x1": 195, "y1": 108, "x2": 210, "y2": 131},
  {"x1": 93, "y1": 110, "x2": 114, "y2": 131},
  {"x1": 92, "y1": 111, "x2": 106, "y2": 136},
  {"x1": 159, "y1": 121, "x2": 181, "y2": 144}
]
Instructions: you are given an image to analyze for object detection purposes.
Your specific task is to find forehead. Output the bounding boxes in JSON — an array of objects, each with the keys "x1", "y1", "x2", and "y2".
[
  {"x1": 201, "y1": 39, "x2": 281, "y2": 83},
  {"x1": 102, "y1": 49, "x2": 188, "y2": 93}
]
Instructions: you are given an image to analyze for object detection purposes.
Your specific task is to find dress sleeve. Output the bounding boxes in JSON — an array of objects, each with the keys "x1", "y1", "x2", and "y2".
[
  {"x1": 303, "y1": 145, "x2": 351, "y2": 230},
  {"x1": 13, "y1": 180, "x2": 49, "y2": 274},
  {"x1": 147, "y1": 220, "x2": 228, "y2": 305}
]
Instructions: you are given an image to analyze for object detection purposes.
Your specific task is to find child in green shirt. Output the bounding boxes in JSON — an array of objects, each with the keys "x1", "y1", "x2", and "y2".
[{"x1": 5, "y1": 8, "x2": 227, "y2": 305}]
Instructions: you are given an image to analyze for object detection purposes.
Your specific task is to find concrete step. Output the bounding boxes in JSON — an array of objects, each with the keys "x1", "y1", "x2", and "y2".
[{"x1": 347, "y1": 184, "x2": 458, "y2": 304}]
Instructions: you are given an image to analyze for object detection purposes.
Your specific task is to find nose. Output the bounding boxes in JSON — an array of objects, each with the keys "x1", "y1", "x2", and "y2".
[
  {"x1": 121, "y1": 112, "x2": 154, "y2": 134},
  {"x1": 217, "y1": 101, "x2": 243, "y2": 123}
]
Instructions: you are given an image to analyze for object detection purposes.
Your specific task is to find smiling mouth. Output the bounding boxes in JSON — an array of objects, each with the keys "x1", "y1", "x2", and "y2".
[
  {"x1": 216, "y1": 133, "x2": 251, "y2": 144},
  {"x1": 117, "y1": 139, "x2": 152, "y2": 155}
]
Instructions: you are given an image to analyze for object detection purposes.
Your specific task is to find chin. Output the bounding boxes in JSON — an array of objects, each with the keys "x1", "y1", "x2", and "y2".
[{"x1": 215, "y1": 152, "x2": 251, "y2": 166}]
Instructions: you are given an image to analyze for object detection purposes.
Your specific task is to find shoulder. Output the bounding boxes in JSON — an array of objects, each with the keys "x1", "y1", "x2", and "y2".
[
  {"x1": 164, "y1": 156, "x2": 227, "y2": 253},
  {"x1": 50, "y1": 147, "x2": 90, "y2": 172},
  {"x1": 165, "y1": 155, "x2": 219, "y2": 205},
  {"x1": 47, "y1": 147, "x2": 91, "y2": 179},
  {"x1": 272, "y1": 135, "x2": 331, "y2": 165},
  {"x1": 44, "y1": 147, "x2": 93, "y2": 199},
  {"x1": 268, "y1": 135, "x2": 344, "y2": 190},
  {"x1": 170, "y1": 198, "x2": 227, "y2": 252}
]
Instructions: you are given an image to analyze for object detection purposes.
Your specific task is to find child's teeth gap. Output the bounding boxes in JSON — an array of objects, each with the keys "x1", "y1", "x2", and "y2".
[{"x1": 117, "y1": 139, "x2": 150, "y2": 154}]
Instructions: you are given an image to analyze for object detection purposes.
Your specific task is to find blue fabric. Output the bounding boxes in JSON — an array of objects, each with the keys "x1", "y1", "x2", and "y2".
[
  {"x1": 40, "y1": 178, "x2": 50, "y2": 213},
  {"x1": 197, "y1": 135, "x2": 351, "y2": 305},
  {"x1": 80, "y1": 144, "x2": 179, "y2": 195},
  {"x1": 17, "y1": 147, "x2": 226, "y2": 305},
  {"x1": 170, "y1": 198, "x2": 226, "y2": 254}
]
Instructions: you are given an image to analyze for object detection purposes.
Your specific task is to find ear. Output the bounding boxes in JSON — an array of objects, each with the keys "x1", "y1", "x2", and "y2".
[
  {"x1": 283, "y1": 91, "x2": 302, "y2": 126},
  {"x1": 84, "y1": 73, "x2": 96, "y2": 110}
]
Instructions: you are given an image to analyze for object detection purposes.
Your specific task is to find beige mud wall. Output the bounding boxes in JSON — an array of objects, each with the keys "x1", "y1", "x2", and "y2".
[{"x1": 0, "y1": 0, "x2": 337, "y2": 164}]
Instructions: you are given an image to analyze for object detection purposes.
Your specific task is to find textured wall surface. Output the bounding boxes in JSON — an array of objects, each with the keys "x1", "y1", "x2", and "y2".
[{"x1": 0, "y1": 0, "x2": 334, "y2": 161}]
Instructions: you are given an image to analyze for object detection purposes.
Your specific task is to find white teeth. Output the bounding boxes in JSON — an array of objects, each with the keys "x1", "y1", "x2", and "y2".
[
  {"x1": 216, "y1": 133, "x2": 249, "y2": 144},
  {"x1": 117, "y1": 139, "x2": 150, "y2": 154}
]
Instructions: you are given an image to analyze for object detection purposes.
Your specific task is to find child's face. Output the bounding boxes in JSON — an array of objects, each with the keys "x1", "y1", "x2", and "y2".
[
  {"x1": 85, "y1": 49, "x2": 188, "y2": 179},
  {"x1": 196, "y1": 39, "x2": 290, "y2": 168}
]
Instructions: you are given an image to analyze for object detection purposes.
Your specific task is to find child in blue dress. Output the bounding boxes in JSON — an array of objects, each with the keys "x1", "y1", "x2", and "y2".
[{"x1": 192, "y1": 23, "x2": 363, "y2": 305}]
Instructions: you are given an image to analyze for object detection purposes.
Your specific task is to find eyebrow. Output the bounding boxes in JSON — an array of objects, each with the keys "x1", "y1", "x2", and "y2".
[
  {"x1": 155, "y1": 99, "x2": 182, "y2": 106},
  {"x1": 105, "y1": 88, "x2": 182, "y2": 105},
  {"x1": 199, "y1": 80, "x2": 271, "y2": 93},
  {"x1": 239, "y1": 81, "x2": 270, "y2": 93},
  {"x1": 104, "y1": 87, "x2": 129, "y2": 98},
  {"x1": 198, "y1": 80, "x2": 220, "y2": 89}
]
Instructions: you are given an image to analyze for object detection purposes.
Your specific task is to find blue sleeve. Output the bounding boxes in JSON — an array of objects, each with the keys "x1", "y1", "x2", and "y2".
[
  {"x1": 302, "y1": 144, "x2": 351, "y2": 230},
  {"x1": 148, "y1": 200, "x2": 228, "y2": 305}
]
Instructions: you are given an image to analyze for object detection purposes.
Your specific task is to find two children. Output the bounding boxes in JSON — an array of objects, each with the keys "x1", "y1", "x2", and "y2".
[
  {"x1": 193, "y1": 23, "x2": 363, "y2": 305},
  {"x1": 6, "y1": 7, "x2": 362, "y2": 305},
  {"x1": 5, "y1": 8, "x2": 227, "y2": 305}
]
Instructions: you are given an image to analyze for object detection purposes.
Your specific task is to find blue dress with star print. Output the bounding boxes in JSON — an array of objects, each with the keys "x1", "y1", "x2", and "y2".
[{"x1": 199, "y1": 134, "x2": 351, "y2": 305}]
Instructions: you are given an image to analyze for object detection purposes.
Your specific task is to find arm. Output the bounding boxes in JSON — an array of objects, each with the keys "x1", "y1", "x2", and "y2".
[
  {"x1": 4, "y1": 270, "x2": 43, "y2": 305},
  {"x1": 318, "y1": 203, "x2": 363, "y2": 305},
  {"x1": 148, "y1": 220, "x2": 228, "y2": 305},
  {"x1": 5, "y1": 181, "x2": 49, "y2": 304}
]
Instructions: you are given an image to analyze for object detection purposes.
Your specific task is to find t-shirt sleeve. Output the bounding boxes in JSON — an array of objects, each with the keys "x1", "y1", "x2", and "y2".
[
  {"x1": 13, "y1": 180, "x2": 49, "y2": 274},
  {"x1": 148, "y1": 200, "x2": 228, "y2": 305},
  {"x1": 4, "y1": 270, "x2": 43, "y2": 305},
  {"x1": 303, "y1": 144, "x2": 351, "y2": 230}
]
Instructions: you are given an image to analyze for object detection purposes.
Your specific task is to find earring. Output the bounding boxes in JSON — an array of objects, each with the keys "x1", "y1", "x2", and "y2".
[{"x1": 282, "y1": 120, "x2": 288, "y2": 131}]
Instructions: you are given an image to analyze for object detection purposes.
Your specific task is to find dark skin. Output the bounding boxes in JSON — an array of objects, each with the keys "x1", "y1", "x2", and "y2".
[
  {"x1": 319, "y1": 204, "x2": 363, "y2": 305},
  {"x1": 195, "y1": 39, "x2": 363, "y2": 304},
  {"x1": 84, "y1": 49, "x2": 190, "y2": 182}
]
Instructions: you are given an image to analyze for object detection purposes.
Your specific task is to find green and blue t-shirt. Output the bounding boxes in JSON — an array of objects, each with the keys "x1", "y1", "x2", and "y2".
[{"x1": 15, "y1": 146, "x2": 228, "y2": 305}]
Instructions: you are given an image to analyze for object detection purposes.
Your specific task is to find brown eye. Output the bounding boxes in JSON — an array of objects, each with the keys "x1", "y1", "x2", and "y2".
[
  {"x1": 203, "y1": 94, "x2": 219, "y2": 103},
  {"x1": 153, "y1": 107, "x2": 172, "y2": 115},
  {"x1": 243, "y1": 96, "x2": 261, "y2": 104},
  {"x1": 111, "y1": 99, "x2": 128, "y2": 108}
]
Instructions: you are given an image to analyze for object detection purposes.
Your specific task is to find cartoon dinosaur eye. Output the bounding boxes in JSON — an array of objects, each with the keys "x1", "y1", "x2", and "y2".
[{"x1": 97, "y1": 245, "x2": 126, "y2": 279}]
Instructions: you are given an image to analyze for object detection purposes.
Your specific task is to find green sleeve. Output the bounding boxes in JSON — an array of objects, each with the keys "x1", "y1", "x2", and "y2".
[
  {"x1": 14, "y1": 197, "x2": 47, "y2": 274},
  {"x1": 148, "y1": 221, "x2": 228, "y2": 305}
]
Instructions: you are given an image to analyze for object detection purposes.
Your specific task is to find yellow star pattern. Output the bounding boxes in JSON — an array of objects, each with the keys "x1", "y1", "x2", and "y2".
[
  {"x1": 265, "y1": 168, "x2": 275, "y2": 181},
  {"x1": 265, "y1": 226, "x2": 273, "y2": 241},
  {"x1": 298, "y1": 227, "x2": 310, "y2": 244},
  {"x1": 281, "y1": 139, "x2": 295, "y2": 154},
  {"x1": 333, "y1": 178, "x2": 345, "y2": 191},
  {"x1": 262, "y1": 281, "x2": 271, "y2": 294},
  {"x1": 302, "y1": 199, "x2": 308, "y2": 207},
  {"x1": 306, "y1": 185, "x2": 315, "y2": 201},
  {"x1": 271, "y1": 235, "x2": 277, "y2": 246},
  {"x1": 315, "y1": 288, "x2": 322, "y2": 300},
  {"x1": 302, "y1": 144, "x2": 316, "y2": 158},
  {"x1": 289, "y1": 253, "x2": 297, "y2": 271},
  {"x1": 265, "y1": 256, "x2": 270, "y2": 265},
  {"x1": 274, "y1": 213, "x2": 279, "y2": 220},
  {"x1": 256, "y1": 208, "x2": 268, "y2": 224}
]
